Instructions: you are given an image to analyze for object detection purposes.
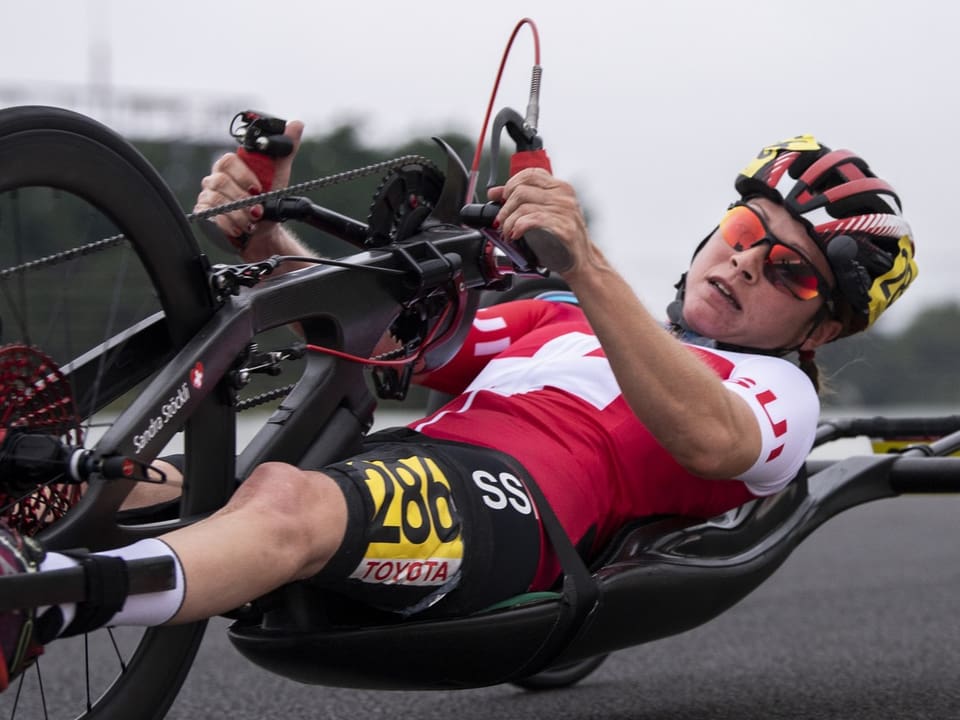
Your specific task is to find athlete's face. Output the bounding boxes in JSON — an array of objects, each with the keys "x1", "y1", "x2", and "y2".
[{"x1": 682, "y1": 197, "x2": 842, "y2": 351}]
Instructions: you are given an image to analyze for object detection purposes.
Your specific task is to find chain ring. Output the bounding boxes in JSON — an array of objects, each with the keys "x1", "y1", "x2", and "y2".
[
  {"x1": 366, "y1": 160, "x2": 445, "y2": 247},
  {"x1": 0, "y1": 344, "x2": 83, "y2": 536}
]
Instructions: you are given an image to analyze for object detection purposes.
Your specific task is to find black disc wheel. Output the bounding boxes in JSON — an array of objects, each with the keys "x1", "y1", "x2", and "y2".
[{"x1": 0, "y1": 106, "x2": 234, "y2": 719}]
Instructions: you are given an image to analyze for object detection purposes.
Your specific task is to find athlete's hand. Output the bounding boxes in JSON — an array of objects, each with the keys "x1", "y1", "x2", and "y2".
[
  {"x1": 488, "y1": 168, "x2": 596, "y2": 277},
  {"x1": 193, "y1": 120, "x2": 305, "y2": 251}
]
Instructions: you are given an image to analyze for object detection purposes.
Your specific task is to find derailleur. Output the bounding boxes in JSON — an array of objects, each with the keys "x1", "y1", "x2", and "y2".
[
  {"x1": 209, "y1": 257, "x2": 282, "y2": 298},
  {"x1": 228, "y1": 342, "x2": 306, "y2": 391}
]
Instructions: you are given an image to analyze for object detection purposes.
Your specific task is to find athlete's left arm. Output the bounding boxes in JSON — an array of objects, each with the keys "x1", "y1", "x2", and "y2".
[{"x1": 720, "y1": 352, "x2": 820, "y2": 494}]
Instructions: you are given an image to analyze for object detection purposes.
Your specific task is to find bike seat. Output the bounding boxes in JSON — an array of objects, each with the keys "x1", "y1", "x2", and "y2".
[{"x1": 226, "y1": 473, "x2": 811, "y2": 690}]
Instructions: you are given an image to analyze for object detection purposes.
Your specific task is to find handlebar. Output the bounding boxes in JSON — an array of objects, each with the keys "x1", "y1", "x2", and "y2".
[
  {"x1": 815, "y1": 415, "x2": 960, "y2": 444},
  {"x1": 259, "y1": 192, "x2": 546, "y2": 291},
  {"x1": 262, "y1": 196, "x2": 369, "y2": 248},
  {"x1": 229, "y1": 107, "x2": 563, "y2": 278}
]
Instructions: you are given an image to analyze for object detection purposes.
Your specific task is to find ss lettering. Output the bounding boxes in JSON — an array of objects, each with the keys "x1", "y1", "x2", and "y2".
[{"x1": 471, "y1": 471, "x2": 532, "y2": 514}]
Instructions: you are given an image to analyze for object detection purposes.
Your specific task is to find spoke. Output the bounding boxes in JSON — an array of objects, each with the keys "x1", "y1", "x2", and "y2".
[
  {"x1": 86, "y1": 244, "x2": 132, "y2": 427},
  {"x1": 9, "y1": 671, "x2": 23, "y2": 719},
  {"x1": 11, "y1": 190, "x2": 28, "y2": 348},
  {"x1": 106, "y1": 628, "x2": 128, "y2": 673},
  {"x1": 33, "y1": 659, "x2": 48, "y2": 720},
  {"x1": 0, "y1": 474, "x2": 71, "y2": 518},
  {"x1": 0, "y1": 281, "x2": 29, "y2": 348},
  {"x1": 84, "y1": 633, "x2": 91, "y2": 713}
]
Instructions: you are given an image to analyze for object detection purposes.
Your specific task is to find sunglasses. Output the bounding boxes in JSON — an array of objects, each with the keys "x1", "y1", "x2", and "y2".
[{"x1": 718, "y1": 203, "x2": 831, "y2": 302}]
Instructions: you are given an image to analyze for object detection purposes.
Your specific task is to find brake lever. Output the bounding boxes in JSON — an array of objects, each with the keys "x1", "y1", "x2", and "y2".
[
  {"x1": 460, "y1": 201, "x2": 541, "y2": 273},
  {"x1": 478, "y1": 68, "x2": 568, "y2": 272},
  {"x1": 230, "y1": 110, "x2": 293, "y2": 192},
  {"x1": 461, "y1": 201, "x2": 573, "y2": 275},
  {"x1": 486, "y1": 107, "x2": 553, "y2": 190},
  {"x1": 209, "y1": 257, "x2": 282, "y2": 297}
]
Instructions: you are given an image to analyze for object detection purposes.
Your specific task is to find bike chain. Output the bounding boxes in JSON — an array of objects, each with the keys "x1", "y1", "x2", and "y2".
[
  {"x1": 0, "y1": 154, "x2": 438, "y2": 417},
  {"x1": 234, "y1": 384, "x2": 296, "y2": 412},
  {"x1": 0, "y1": 154, "x2": 436, "y2": 278}
]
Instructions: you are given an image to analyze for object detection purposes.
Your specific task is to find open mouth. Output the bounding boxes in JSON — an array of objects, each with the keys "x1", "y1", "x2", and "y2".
[{"x1": 709, "y1": 279, "x2": 741, "y2": 310}]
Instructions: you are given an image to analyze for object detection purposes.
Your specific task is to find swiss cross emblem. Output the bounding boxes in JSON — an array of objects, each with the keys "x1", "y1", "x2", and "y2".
[{"x1": 190, "y1": 362, "x2": 204, "y2": 389}]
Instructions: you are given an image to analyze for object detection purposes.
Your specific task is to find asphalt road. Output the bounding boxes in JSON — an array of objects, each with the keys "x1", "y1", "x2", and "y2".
[{"x1": 4, "y1": 493, "x2": 959, "y2": 719}]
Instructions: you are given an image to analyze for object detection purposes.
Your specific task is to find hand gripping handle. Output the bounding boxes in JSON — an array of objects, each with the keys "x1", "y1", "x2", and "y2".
[
  {"x1": 508, "y1": 144, "x2": 573, "y2": 273},
  {"x1": 231, "y1": 110, "x2": 293, "y2": 191}
]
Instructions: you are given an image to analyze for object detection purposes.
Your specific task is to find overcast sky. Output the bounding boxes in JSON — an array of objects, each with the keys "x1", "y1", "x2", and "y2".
[{"x1": 2, "y1": 0, "x2": 957, "y2": 331}]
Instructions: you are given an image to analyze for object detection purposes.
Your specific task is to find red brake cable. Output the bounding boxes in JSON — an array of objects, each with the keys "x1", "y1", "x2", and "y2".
[{"x1": 466, "y1": 17, "x2": 542, "y2": 203}]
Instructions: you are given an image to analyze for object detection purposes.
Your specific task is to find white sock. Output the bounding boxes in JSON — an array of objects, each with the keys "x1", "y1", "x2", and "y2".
[
  {"x1": 39, "y1": 538, "x2": 186, "y2": 634},
  {"x1": 37, "y1": 552, "x2": 78, "y2": 629},
  {"x1": 100, "y1": 538, "x2": 186, "y2": 627}
]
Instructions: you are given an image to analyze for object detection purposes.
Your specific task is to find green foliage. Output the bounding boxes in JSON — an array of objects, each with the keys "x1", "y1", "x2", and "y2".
[{"x1": 817, "y1": 301, "x2": 960, "y2": 408}]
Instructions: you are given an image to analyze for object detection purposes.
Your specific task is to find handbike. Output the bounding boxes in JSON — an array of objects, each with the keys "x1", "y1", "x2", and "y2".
[{"x1": 1, "y1": 104, "x2": 960, "y2": 720}]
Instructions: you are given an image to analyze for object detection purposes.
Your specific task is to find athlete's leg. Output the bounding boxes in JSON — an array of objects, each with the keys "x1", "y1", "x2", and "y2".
[
  {"x1": 157, "y1": 461, "x2": 348, "y2": 623},
  {"x1": 1, "y1": 461, "x2": 349, "y2": 689},
  {"x1": 119, "y1": 457, "x2": 348, "y2": 621}
]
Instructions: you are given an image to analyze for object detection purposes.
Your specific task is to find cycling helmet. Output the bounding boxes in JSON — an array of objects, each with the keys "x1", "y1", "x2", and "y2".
[{"x1": 734, "y1": 135, "x2": 917, "y2": 335}]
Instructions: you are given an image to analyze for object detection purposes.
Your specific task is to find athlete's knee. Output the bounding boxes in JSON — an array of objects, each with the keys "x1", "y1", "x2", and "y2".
[
  {"x1": 232, "y1": 462, "x2": 336, "y2": 516},
  {"x1": 226, "y1": 462, "x2": 348, "y2": 571}
]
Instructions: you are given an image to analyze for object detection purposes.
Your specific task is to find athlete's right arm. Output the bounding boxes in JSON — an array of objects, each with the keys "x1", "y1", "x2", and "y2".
[{"x1": 193, "y1": 120, "x2": 314, "y2": 266}]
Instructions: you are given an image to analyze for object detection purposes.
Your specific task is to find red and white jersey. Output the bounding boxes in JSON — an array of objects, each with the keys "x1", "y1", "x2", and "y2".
[{"x1": 411, "y1": 299, "x2": 819, "y2": 586}]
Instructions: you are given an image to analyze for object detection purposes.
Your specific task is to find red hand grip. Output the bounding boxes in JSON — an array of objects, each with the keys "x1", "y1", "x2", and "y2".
[
  {"x1": 237, "y1": 147, "x2": 276, "y2": 192},
  {"x1": 509, "y1": 149, "x2": 552, "y2": 177}
]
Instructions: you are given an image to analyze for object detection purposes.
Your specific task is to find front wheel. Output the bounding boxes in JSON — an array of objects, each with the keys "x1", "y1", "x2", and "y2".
[{"x1": 0, "y1": 106, "x2": 231, "y2": 719}]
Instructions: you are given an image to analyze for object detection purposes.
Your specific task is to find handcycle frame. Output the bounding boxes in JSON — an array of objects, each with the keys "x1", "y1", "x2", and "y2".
[
  {"x1": 37, "y1": 139, "x2": 491, "y2": 553},
  {"x1": 2, "y1": 105, "x2": 960, "y2": 714}
]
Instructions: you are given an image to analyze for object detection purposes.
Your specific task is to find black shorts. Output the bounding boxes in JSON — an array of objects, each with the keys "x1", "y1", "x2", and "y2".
[{"x1": 310, "y1": 428, "x2": 542, "y2": 617}]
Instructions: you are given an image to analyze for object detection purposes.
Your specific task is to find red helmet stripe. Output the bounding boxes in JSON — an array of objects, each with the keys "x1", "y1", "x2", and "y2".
[
  {"x1": 821, "y1": 177, "x2": 899, "y2": 205},
  {"x1": 799, "y1": 149, "x2": 863, "y2": 186},
  {"x1": 812, "y1": 214, "x2": 910, "y2": 239},
  {"x1": 762, "y1": 151, "x2": 799, "y2": 188}
]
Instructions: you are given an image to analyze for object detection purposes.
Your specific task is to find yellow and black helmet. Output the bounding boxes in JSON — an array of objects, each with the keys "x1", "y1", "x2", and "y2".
[{"x1": 735, "y1": 135, "x2": 917, "y2": 335}]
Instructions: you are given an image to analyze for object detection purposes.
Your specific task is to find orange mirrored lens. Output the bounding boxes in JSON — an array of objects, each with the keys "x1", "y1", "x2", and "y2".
[
  {"x1": 719, "y1": 206, "x2": 765, "y2": 250},
  {"x1": 719, "y1": 205, "x2": 822, "y2": 301},
  {"x1": 766, "y1": 245, "x2": 820, "y2": 300}
]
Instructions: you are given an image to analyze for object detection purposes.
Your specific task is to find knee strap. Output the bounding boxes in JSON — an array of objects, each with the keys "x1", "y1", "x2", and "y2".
[{"x1": 59, "y1": 551, "x2": 130, "y2": 637}]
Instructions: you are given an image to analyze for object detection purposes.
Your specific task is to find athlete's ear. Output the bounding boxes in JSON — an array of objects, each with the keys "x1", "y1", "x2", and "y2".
[{"x1": 801, "y1": 317, "x2": 842, "y2": 350}]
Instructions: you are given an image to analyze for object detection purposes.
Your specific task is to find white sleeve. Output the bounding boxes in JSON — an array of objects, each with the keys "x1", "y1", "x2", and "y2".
[{"x1": 720, "y1": 353, "x2": 820, "y2": 496}]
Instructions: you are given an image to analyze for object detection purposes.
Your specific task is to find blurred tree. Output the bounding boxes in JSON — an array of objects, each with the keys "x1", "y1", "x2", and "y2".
[{"x1": 817, "y1": 302, "x2": 960, "y2": 409}]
